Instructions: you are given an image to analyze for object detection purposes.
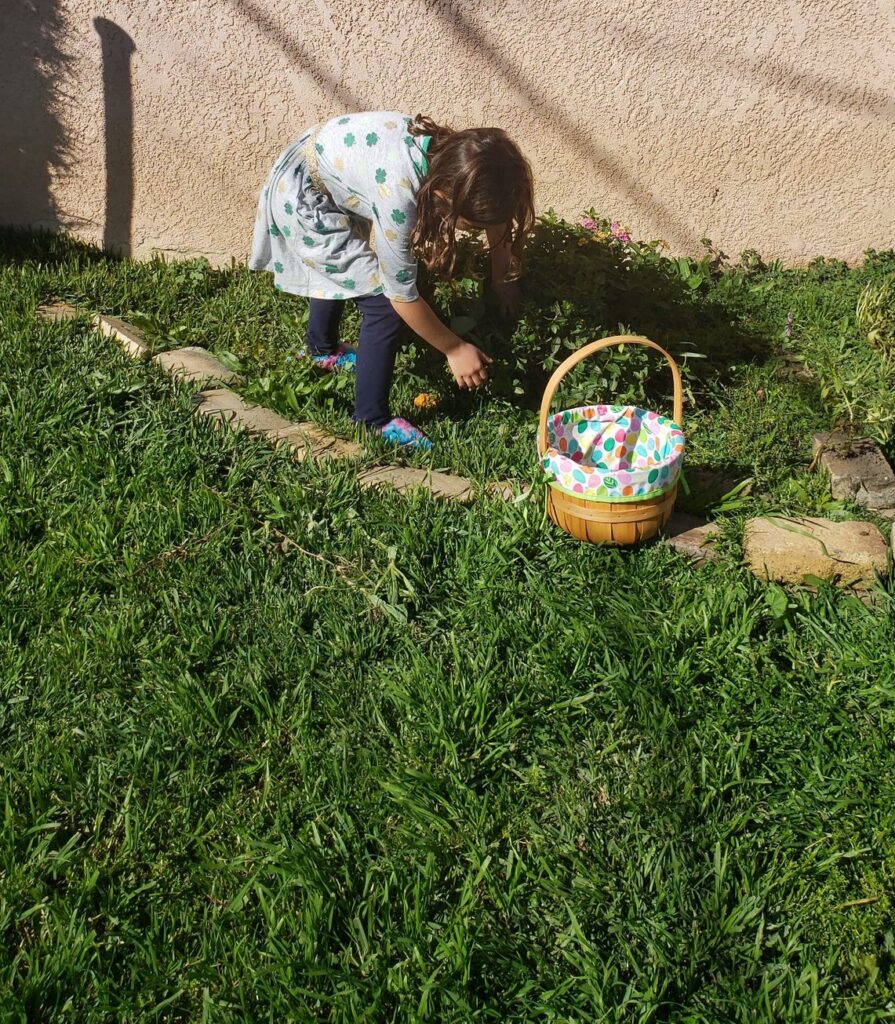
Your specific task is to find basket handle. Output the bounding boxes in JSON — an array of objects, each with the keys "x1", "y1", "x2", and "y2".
[{"x1": 537, "y1": 334, "x2": 683, "y2": 455}]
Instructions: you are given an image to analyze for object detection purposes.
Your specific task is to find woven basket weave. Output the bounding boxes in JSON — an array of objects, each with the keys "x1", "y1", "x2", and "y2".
[{"x1": 538, "y1": 335, "x2": 684, "y2": 545}]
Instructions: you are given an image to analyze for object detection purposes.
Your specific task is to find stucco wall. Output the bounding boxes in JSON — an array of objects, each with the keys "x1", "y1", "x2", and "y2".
[{"x1": 3, "y1": 0, "x2": 894, "y2": 264}]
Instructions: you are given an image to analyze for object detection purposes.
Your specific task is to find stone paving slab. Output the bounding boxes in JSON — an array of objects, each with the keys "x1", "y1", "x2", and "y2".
[
  {"x1": 92, "y1": 314, "x2": 150, "y2": 359},
  {"x1": 193, "y1": 388, "x2": 363, "y2": 462},
  {"x1": 273, "y1": 423, "x2": 363, "y2": 462},
  {"x1": 37, "y1": 301, "x2": 79, "y2": 322},
  {"x1": 194, "y1": 387, "x2": 305, "y2": 436},
  {"x1": 79, "y1": 310, "x2": 534, "y2": 504},
  {"x1": 154, "y1": 346, "x2": 242, "y2": 386},
  {"x1": 813, "y1": 430, "x2": 895, "y2": 517},
  {"x1": 358, "y1": 465, "x2": 476, "y2": 502},
  {"x1": 663, "y1": 513, "x2": 721, "y2": 564},
  {"x1": 744, "y1": 515, "x2": 889, "y2": 589}
]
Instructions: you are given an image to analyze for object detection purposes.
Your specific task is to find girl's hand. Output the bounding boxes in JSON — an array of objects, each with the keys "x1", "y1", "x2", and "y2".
[
  {"x1": 447, "y1": 342, "x2": 493, "y2": 389},
  {"x1": 491, "y1": 278, "x2": 521, "y2": 319}
]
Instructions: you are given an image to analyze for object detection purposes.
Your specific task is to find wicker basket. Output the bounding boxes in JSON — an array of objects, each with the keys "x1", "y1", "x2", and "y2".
[{"x1": 538, "y1": 335, "x2": 684, "y2": 546}]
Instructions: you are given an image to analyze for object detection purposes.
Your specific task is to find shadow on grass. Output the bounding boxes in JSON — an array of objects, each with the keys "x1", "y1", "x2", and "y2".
[
  {"x1": 0, "y1": 226, "x2": 119, "y2": 268},
  {"x1": 414, "y1": 217, "x2": 774, "y2": 422}
]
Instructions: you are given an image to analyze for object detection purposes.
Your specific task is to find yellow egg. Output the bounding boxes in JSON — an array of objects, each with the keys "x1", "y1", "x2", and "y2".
[
  {"x1": 378, "y1": 184, "x2": 391, "y2": 199},
  {"x1": 385, "y1": 228, "x2": 398, "y2": 241},
  {"x1": 346, "y1": 196, "x2": 360, "y2": 208},
  {"x1": 398, "y1": 177, "x2": 412, "y2": 190}
]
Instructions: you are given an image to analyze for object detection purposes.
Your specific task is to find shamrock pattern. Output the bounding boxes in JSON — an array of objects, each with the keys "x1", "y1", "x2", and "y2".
[{"x1": 250, "y1": 114, "x2": 424, "y2": 302}]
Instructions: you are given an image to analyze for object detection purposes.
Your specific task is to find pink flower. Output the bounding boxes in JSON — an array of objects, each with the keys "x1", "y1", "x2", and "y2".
[
  {"x1": 610, "y1": 222, "x2": 632, "y2": 244},
  {"x1": 580, "y1": 217, "x2": 599, "y2": 232}
]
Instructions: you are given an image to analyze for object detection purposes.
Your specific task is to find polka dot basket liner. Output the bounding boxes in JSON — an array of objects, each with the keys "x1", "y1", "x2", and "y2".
[
  {"x1": 543, "y1": 404, "x2": 684, "y2": 502},
  {"x1": 538, "y1": 335, "x2": 685, "y2": 545}
]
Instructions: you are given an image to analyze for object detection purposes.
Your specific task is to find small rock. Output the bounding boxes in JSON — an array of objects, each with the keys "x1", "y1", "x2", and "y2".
[
  {"x1": 487, "y1": 480, "x2": 533, "y2": 502},
  {"x1": 663, "y1": 513, "x2": 720, "y2": 564},
  {"x1": 154, "y1": 346, "x2": 241, "y2": 386},
  {"x1": 812, "y1": 431, "x2": 895, "y2": 514},
  {"x1": 92, "y1": 314, "x2": 150, "y2": 359},
  {"x1": 777, "y1": 350, "x2": 815, "y2": 380},
  {"x1": 744, "y1": 515, "x2": 889, "y2": 590},
  {"x1": 358, "y1": 466, "x2": 475, "y2": 502},
  {"x1": 37, "y1": 301, "x2": 79, "y2": 322}
]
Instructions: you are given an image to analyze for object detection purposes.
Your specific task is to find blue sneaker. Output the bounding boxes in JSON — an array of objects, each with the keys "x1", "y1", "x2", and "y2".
[
  {"x1": 289, "y1": 343, "x2": 357, "y2": 372},
  {"x1": 378, "y1": 417, "x2": 432, "y2": 450}
]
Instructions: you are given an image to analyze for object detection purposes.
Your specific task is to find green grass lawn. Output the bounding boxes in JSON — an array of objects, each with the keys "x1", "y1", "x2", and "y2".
[{"x1": 2, "y1": 227, "x2": 895, "y2": 1021}]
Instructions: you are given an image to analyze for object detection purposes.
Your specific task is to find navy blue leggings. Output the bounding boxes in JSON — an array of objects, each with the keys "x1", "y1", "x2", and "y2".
[{"x1": 306, "y1": 295, "x2": 404, "y2": 427}]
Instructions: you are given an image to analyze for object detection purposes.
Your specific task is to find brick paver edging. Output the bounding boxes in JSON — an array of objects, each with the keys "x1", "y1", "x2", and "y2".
[{"x1": 39, "y1": 304, "x2": 526, "y2": 504}]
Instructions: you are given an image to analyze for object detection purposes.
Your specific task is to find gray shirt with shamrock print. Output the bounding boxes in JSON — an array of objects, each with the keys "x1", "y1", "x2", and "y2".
[{"x1": 249, "y1": 111, "x2": 431, "y2": 303}]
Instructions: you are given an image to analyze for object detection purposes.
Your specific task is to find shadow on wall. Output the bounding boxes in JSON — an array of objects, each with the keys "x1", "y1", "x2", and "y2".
[
  {"x1": 93, "y1": 18, "x2": 135, "y2": 257},
  {"x1": 0, "y1": 0, "x2": 71, "y2": 230},
  {"x1": 426, "y1": 2, "x2": 703, "y2": 250},
  {"x1": 231, "y1": 0, "x2": 365, "y2": 116},
  {"x1": 0, "y1": 3, "x2": 136, "y2": 257},
  {"x1": 231, "y1": 0, "x2": 698, "y2": 247}
]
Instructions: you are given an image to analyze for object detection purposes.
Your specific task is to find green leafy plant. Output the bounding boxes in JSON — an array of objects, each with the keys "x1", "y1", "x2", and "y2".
[{"x1": 856, "y1": 276, "x2": 895, "y2": 349}]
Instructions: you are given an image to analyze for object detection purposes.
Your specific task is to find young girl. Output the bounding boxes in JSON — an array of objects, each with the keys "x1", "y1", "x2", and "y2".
[{"x1": 249, "y1": 112, "x2": 535, "y2": 449}]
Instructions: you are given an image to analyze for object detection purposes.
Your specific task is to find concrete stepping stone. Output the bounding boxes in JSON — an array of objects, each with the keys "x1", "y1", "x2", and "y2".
[
  {"x1": 154, "y1": 346, "x2": 241, "y2": 386},
  {"x1": 92, "y1": 314, "x2": 150, "y2": 359},
  {"x1": 193, "y1": 388, "x2": 362, "y2": 461},
  {"x1": 272, "y1": 423, "x2": 363, "y2": 462},
  {"x1": 81, "y1": 311, "x2": 536, "y2": 503},
  {"x1": 813, "y1": 431, "x2": 895, "y2": 518},
  {"x1": 744, "y1": 515, "x2": 888, "y2": 589},
  {"x1": 663, "y1": 513, "x2": 720, "y2": 564},
  {"x1": 358, "y1": 466, "x2": 475, "y2": 502},
  {"x1": 37, "y1": 301, "x2": 79, "y2": 322}
]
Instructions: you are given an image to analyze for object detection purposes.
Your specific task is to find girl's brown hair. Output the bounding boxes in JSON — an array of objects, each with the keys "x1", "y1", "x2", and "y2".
[{"x1": 408, "y1": 114, "x2": 535, "y2": 282}]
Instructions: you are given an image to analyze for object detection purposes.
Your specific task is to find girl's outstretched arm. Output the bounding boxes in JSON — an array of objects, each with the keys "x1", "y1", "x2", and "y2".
[{"x1": 390, "y1": 297, "x2": 492, "y2": 389}]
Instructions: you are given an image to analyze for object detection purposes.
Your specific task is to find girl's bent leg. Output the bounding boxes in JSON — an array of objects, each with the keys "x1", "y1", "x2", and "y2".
[
  {"x1": 353, "y1": 294, "x2": 404, "y2": 427},
  {"x1": 306, "y1": 298, "x2": 345, "y2": 355}
]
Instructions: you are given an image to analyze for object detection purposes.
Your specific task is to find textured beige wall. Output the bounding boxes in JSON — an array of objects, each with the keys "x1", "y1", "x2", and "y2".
[{"x1": 3, "y1": 0, "x2": 894, "y2": 264}]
